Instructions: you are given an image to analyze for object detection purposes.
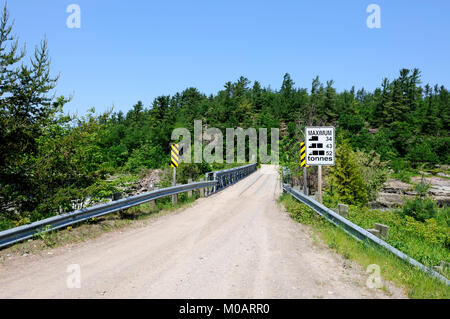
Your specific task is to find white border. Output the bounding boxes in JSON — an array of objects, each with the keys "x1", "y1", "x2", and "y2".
[{"x1": 305, "y1": 126, "x2": 335, "y2": 166}]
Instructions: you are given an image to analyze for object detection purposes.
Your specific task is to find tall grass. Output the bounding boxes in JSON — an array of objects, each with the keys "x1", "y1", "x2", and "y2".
[{"x1": 279, "y1": 194, "x2": 450, "y2": 299}]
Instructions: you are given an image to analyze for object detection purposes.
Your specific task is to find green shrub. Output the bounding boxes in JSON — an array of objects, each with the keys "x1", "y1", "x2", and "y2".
[
  {"x1": 406, "y1": 139, "x2": 439, "y2": 166},
  {"x1": 390, "y1": 158, "x2": 410, "y2": 173},
  {"x1": 124, "y1": 144, "x2": 165, "y2": 172},
  {"x1": 414, "y1": 177, "x2": 431, "y2": 197},
  {"x1": 326, "y1": 141, "x2": 368, "y2": 206},
  {"x1": 355, "y1": 150, "x2": 388, "y2": 201},
  {"x1": 280, "y1": 195, "x2": 450, "y2": 298},
  {"x1": 401, "y1": 197, "x2": 438, "y2": 222}
]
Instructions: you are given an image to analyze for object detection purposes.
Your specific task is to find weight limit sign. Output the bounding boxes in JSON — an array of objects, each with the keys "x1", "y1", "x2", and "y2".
[{"x1": 305, "y1": 126, "x2": 335, "y2": 166}]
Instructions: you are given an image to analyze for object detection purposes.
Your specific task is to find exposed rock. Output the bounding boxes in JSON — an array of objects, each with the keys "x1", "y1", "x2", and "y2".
[
  {"x1": 382, "y1": 179, "x2": 411, "y2": 193},
  {"x1": 411, "y1": 176, "x2": 450, "y2": 198},
  {"x1": 371, "y1": 176, "x2": 450, "y2": 208},
  {"x1": 433, "y1": 196, "x2": 450, "y2": 206},
  {"x1": 132, "y1": 169, "x2": 164, "y2": 195},
  {"x1": 371, "y1": 192, "x2": 405, "y2": 208}
]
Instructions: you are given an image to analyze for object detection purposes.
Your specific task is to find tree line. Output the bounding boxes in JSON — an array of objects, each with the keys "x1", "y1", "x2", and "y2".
[{"x1": 0, "y1": 5, "x2": 448, "y2": 228}]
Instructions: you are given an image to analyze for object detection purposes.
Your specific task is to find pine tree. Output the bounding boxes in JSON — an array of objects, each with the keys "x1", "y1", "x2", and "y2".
[
  {"x1": 327, "y1": 141, "x2": 368, "y2": 206},
  {"x1": 0, "y1": 5, "x2": 66, "y2": 214}
]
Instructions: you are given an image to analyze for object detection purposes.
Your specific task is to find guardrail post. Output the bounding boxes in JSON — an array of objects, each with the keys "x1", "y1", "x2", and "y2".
[
  {"x1": 337, "y1": 203, "x2": 348, "y2": 218},
  {"x1": 199, "y1": 178, "x2": 205, "y2": 197},
  {"x1": 213, "y1": 172, "x2": 217, "y2": 193},
  {"x1": 172, "y1": 167, "x2": 177, "y2": 205},
  {"x1": 188, "y1": 178, "x2": 193, "y2": 197},
  {"x1": 205, "y1": 173, "x2": 210, "y2": 196},
  {"x1": 112, "y1": 192, "x2": 122, "y2": 201},
  {"x1": 374, "y1": 223, "x2": 389, "y2": 240},
  {"x1": 149, "y1": 183, "x2": 156, "y2": 209}
]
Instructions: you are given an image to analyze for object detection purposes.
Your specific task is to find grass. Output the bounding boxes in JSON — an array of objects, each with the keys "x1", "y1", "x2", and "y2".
[
  {"x1": 347, "y1": 205, "x2": 450, "y2": 272},
  {"x1": 389, "y1": 166, "x2": 450, "y2": 183},
  {"x1": 0, "y1": 191, "x2": 201, "y2": 258},
  {"x1": 279, "y1": 194, "x2": 450, "y2": 299},
  {"x1": 390, "y1": 170, "x2": 419, "y2": 184}
]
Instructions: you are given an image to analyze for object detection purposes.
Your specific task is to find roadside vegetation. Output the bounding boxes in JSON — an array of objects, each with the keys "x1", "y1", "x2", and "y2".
[
  {"x1": 281, "y1": 129, "x2": 449, "y2": 298},
  {"x1": 279, "y1": 194, "x2": 450, "y2": 299}
]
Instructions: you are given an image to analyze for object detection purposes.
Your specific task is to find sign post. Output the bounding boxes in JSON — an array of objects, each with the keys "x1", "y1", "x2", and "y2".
[
  {"x1": 305, "y1": 127, "x2": 335, "y2": 203},
  {"x1": 300, "y1": 141, "x2": 309, "y2": 195},
  {"x1": 318, "y1": 165, "x2": 322, "y2": 203}
]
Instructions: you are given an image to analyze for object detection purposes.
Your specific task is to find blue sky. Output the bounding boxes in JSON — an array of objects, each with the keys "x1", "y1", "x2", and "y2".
[{"x1": 4, "y1": 1, "x2": 450, "y2": 116}]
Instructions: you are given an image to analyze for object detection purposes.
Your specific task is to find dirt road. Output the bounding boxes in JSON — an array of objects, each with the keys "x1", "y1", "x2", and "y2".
[{"x1": 0, "y1": 165, "x2": 404, "y2": 298}]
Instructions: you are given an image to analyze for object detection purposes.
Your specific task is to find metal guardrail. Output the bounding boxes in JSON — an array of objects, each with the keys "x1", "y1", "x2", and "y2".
[
  {"x1": 283, "y1": 184, "x2": 450, "y2": 286},
  {"x1": 0, "y1": 164, "x2": 257, "y2": 249}
]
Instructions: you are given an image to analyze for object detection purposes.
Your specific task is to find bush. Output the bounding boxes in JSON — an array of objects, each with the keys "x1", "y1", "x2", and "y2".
[
  {"x1": 390, "y1": 158, "x2": 410, "y2": 173},
  {"x1": 401, "y1": 197, "x2": 438, "y2": 222},
  {"x1": 326, "y1": 141, "x2": 368, "y2": 206},
  {"x1": 414, "y1": 177, "x2": 431, "y2": 197},
  {"x1": 354, "y1": 150, "x2": 388, "y2": 201},
  {"x1": 371, "y1": 129, "x2": 399, "y2": 161},
  {"x1": 124, "y1": 144, "x2": 165, "y2": 172},
  {"x1": 406, "y1": 139, "x2": 439, "y2": 166}
]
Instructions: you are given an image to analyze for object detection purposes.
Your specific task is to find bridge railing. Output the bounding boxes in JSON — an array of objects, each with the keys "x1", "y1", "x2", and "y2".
[
  {"x1": 0, "y1": 164, "x2": 257, "y2": 249},
  {"x1": 205, "y1": 163, "x2": 257, "y2": 195}
]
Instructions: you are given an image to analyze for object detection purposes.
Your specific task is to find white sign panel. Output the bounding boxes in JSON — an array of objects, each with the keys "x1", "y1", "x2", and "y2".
[{"x1": 305, "y1": 126, "x2": 335, "y2": 166}]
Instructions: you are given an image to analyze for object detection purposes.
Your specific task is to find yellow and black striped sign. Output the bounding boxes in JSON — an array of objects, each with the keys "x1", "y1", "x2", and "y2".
[
  {"x1": 300, "y1": 142, "x2": 310, "y2": 168},
  {"x1": 171, "y1": 143, "x2": 179, "y2": 168}
]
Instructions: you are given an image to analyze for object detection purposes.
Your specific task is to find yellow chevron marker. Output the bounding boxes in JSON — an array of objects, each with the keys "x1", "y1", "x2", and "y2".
[
  {"x1": 300, "y1": 142, "x2": 310, "y2": 168},
  {"x1": 171, "y1": 143, "x2": 179, "y2": 168}
]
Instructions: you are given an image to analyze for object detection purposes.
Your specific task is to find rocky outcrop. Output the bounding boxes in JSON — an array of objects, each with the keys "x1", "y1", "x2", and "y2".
[
  {"x1": 411, "y1": 176, "x2": 450, "y2": 206},
  {"x1": 370, "y1": 176, "x2": 450, "y2": 208},
  {"x1": 131, "y1": 169, "x2": 164, "y2": 195}
]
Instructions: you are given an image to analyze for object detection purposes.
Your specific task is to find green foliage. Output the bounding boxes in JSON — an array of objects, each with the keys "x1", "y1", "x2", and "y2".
[
  {"x1": 280, "y1": 194, "x2": 324, "y2": 226},
  {"x1": 414, "y1": 177, "x2": 432, "y2": 197},
  {"x1": 345, "y1": 202, "x2": 449, "y2": 268},
  {"x1": 34, "y1": 225, "x2": 57, "y2": 247},
  {"x1": 326, "y1": 141, "x2": 369, "y2": 206},
  {"x1": 0, "y1": 5, "x2": 70, "y2": 216},
  {"x1": 124, "y1": 144, "x2": 165, "y2": 173},
  {"x1": 401, "y1": 197, "x2": 439, "y2": 222},
  {"x1": 354, "y1": 150, "x2": 388, "y2": 201},
  {"x1": 370, "y1": 129, "x2": 399, "y2": 161},
  {"x1": 176, "y1": 163, "x2": 212, "y2": 183},
  {"x1": 280, "y1": 195, "x2": 450, "y2": 298}
]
